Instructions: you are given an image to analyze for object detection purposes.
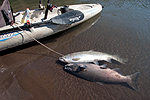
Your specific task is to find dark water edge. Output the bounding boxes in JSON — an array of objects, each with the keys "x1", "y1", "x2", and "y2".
[{"x1": 0, "y1": 0, "x2": 150, "y2": 100}]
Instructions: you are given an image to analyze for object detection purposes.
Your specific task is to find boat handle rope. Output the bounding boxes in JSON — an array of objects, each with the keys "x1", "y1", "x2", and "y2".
[{"x1": 14, "y1": 23, "x2": 65, "y2": 57}]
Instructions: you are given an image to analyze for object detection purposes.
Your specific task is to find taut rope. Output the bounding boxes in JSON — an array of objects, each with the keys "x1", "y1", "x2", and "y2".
[{"x1": 14, "y1": 23, "x2": 81, "y2": 68}]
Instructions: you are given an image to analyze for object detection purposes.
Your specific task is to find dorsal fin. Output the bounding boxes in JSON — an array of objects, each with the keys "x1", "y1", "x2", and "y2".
[
  {"x1": 89, "y1": 50, "x2": 94, "y2": 52},
  {"x1": 113, "y1": 68, "x2": 122, "y2": 74}
]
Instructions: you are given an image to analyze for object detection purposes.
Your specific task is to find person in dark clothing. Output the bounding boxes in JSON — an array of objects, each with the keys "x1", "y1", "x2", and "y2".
[{"x1": 0, "y1": 0, "x2": 14, "y2": 27}]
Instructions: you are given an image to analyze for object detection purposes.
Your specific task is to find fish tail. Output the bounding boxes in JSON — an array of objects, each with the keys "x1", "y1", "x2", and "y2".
[{"x1": 127, "y1": 72, "x2": 140, "y2": 91}]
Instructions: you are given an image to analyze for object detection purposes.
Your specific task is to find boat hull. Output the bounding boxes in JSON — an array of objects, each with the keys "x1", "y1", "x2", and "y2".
[{"x1": 0, "y1": 3, "x2": 102, "y2": 51}]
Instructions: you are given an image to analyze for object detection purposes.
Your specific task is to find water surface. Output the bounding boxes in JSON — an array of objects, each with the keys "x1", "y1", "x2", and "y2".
[{"x1": 0, "y1": 0, "x2": 150, "y2": 100}]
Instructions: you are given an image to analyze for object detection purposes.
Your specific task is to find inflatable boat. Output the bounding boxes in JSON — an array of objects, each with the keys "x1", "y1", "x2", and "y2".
[{"x1": 0, "y1": 0, "x2": 103, "y2": 51}]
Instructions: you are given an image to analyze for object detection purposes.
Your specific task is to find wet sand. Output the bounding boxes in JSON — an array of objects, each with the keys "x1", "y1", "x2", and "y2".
[{"x1": 0, "y1": 0, "x2": 150, "y2": 100}]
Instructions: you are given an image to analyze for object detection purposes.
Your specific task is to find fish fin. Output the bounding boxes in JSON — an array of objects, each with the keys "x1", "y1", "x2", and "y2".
[
  {"x1": 112, "y1": 68, "x2": 122, "y2": 74},
  {"x1": 99, "y1": 64, "x2": 107, "y2": 69},
  {"x1": 93, "y1": 59, "x2": 100, "y2": 65},
  {"x1": 106, "y1": 57, "x2": 112, "y2": 63},
  {"x1": 111, "y1": 55, "x2": 128, "y2": 64},
  {"x1": 95, "y1": 82, "x2": 104, "y2": 85},
  {"x1": 127, "y1": 72, "x2": 140, "y2": 91},
  {"x1": 79, "y1": 65, "x2": 87, "y2": 69},
  {"x1": 72, "y1": 58, "x2": 80, "y2": 61},
  {"x1": 93, "y1": 61, "x2": 99, "y2": 65},
  {"x1": 89, "y1": 50, "x2": 94, "y2": 52}
]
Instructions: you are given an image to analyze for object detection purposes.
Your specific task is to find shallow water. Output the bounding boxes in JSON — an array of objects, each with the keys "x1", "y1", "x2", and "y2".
[{"x1": 0, "y1": 0, "x2": 150, "y2": 100}]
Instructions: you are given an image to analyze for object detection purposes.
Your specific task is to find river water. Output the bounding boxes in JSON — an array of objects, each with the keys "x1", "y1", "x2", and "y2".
[{"x1": 0, "y1": 0, "x2": 150, "y2": 100}]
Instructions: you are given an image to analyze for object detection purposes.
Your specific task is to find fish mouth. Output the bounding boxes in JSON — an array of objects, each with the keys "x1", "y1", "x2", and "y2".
[
  {"x1": 59, "y1": 57, "x2": 67, "y2": 63},
  {"x1": 64, "y1": 64, "x2": 79, "y2": 71},
  {"x1": 64, "y1": 64, "x2": 74, "y2": 71}
]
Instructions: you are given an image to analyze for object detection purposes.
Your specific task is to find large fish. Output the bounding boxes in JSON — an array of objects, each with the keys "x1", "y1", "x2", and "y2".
[
  {"x1": 59, "y1": 50, "x2": 126, "y2": 65},
  {"x1": 64, "y1": 63, "x2": 140, "y2": 91}
]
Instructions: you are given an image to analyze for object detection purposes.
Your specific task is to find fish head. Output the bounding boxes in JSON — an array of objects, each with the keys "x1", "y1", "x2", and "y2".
[
  {"x1": 64, "y1": 63, "x2": 87, "y2": 73},
  {"x1": 64, "y1": 63, "x2": 79, "y2": 72},
  {"x1": 59, "y1": 55, "x2": 71, "y2": 63},
  {"x1": 59, "y1": 54, "x2": 75, "y2": 63},
  {"x1": 59, "y1": 56, "x2": 67, "y2": 62}
]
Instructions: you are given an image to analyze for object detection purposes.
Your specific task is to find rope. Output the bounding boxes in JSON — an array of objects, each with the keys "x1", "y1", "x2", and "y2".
[
  {"x1": 14, "y1": 23, "x2": 64, "y2": 57},
  {"x1": 14, "y1": 23, "x2": 80, "y2": 68}
]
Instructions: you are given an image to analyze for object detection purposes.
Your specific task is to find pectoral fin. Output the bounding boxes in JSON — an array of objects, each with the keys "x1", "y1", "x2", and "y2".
[
  {"x1": 79, "y1": 65, "x2": 87, "y2": 69},
  {"x1": 93, "y1": 61, "x2": 99, "y2": 65},
  {"x1": 93, "y1": 59, "x2": 99, "y2": 65},
  {"x1": 89, "y1": 50, "x2": 94, "y2": 52},
  {"x1": 95, "y1": 82, "x2": 104, "y2": 85},
  {"x1": 113, "y1": 68, "x2": 122, "y2": 74},
  {"x1": 72, "y1": 58, "x2": 80, "y2": 61},
  {"x1": 99, "y1": 64, "x2": 107, "y2": 69},
  {"x1": 106, "y1": 57, "x2": 112, "y2": 63}
]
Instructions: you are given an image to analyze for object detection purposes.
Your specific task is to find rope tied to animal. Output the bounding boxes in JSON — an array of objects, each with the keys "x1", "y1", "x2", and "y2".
[{"x1": 14, "y1": 23, "x2": 64, "y2": 57}]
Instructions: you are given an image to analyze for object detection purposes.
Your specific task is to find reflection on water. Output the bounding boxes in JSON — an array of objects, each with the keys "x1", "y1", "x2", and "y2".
[{"x1": 0, "y1": 0, "x2": 150, "y2": 100}]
